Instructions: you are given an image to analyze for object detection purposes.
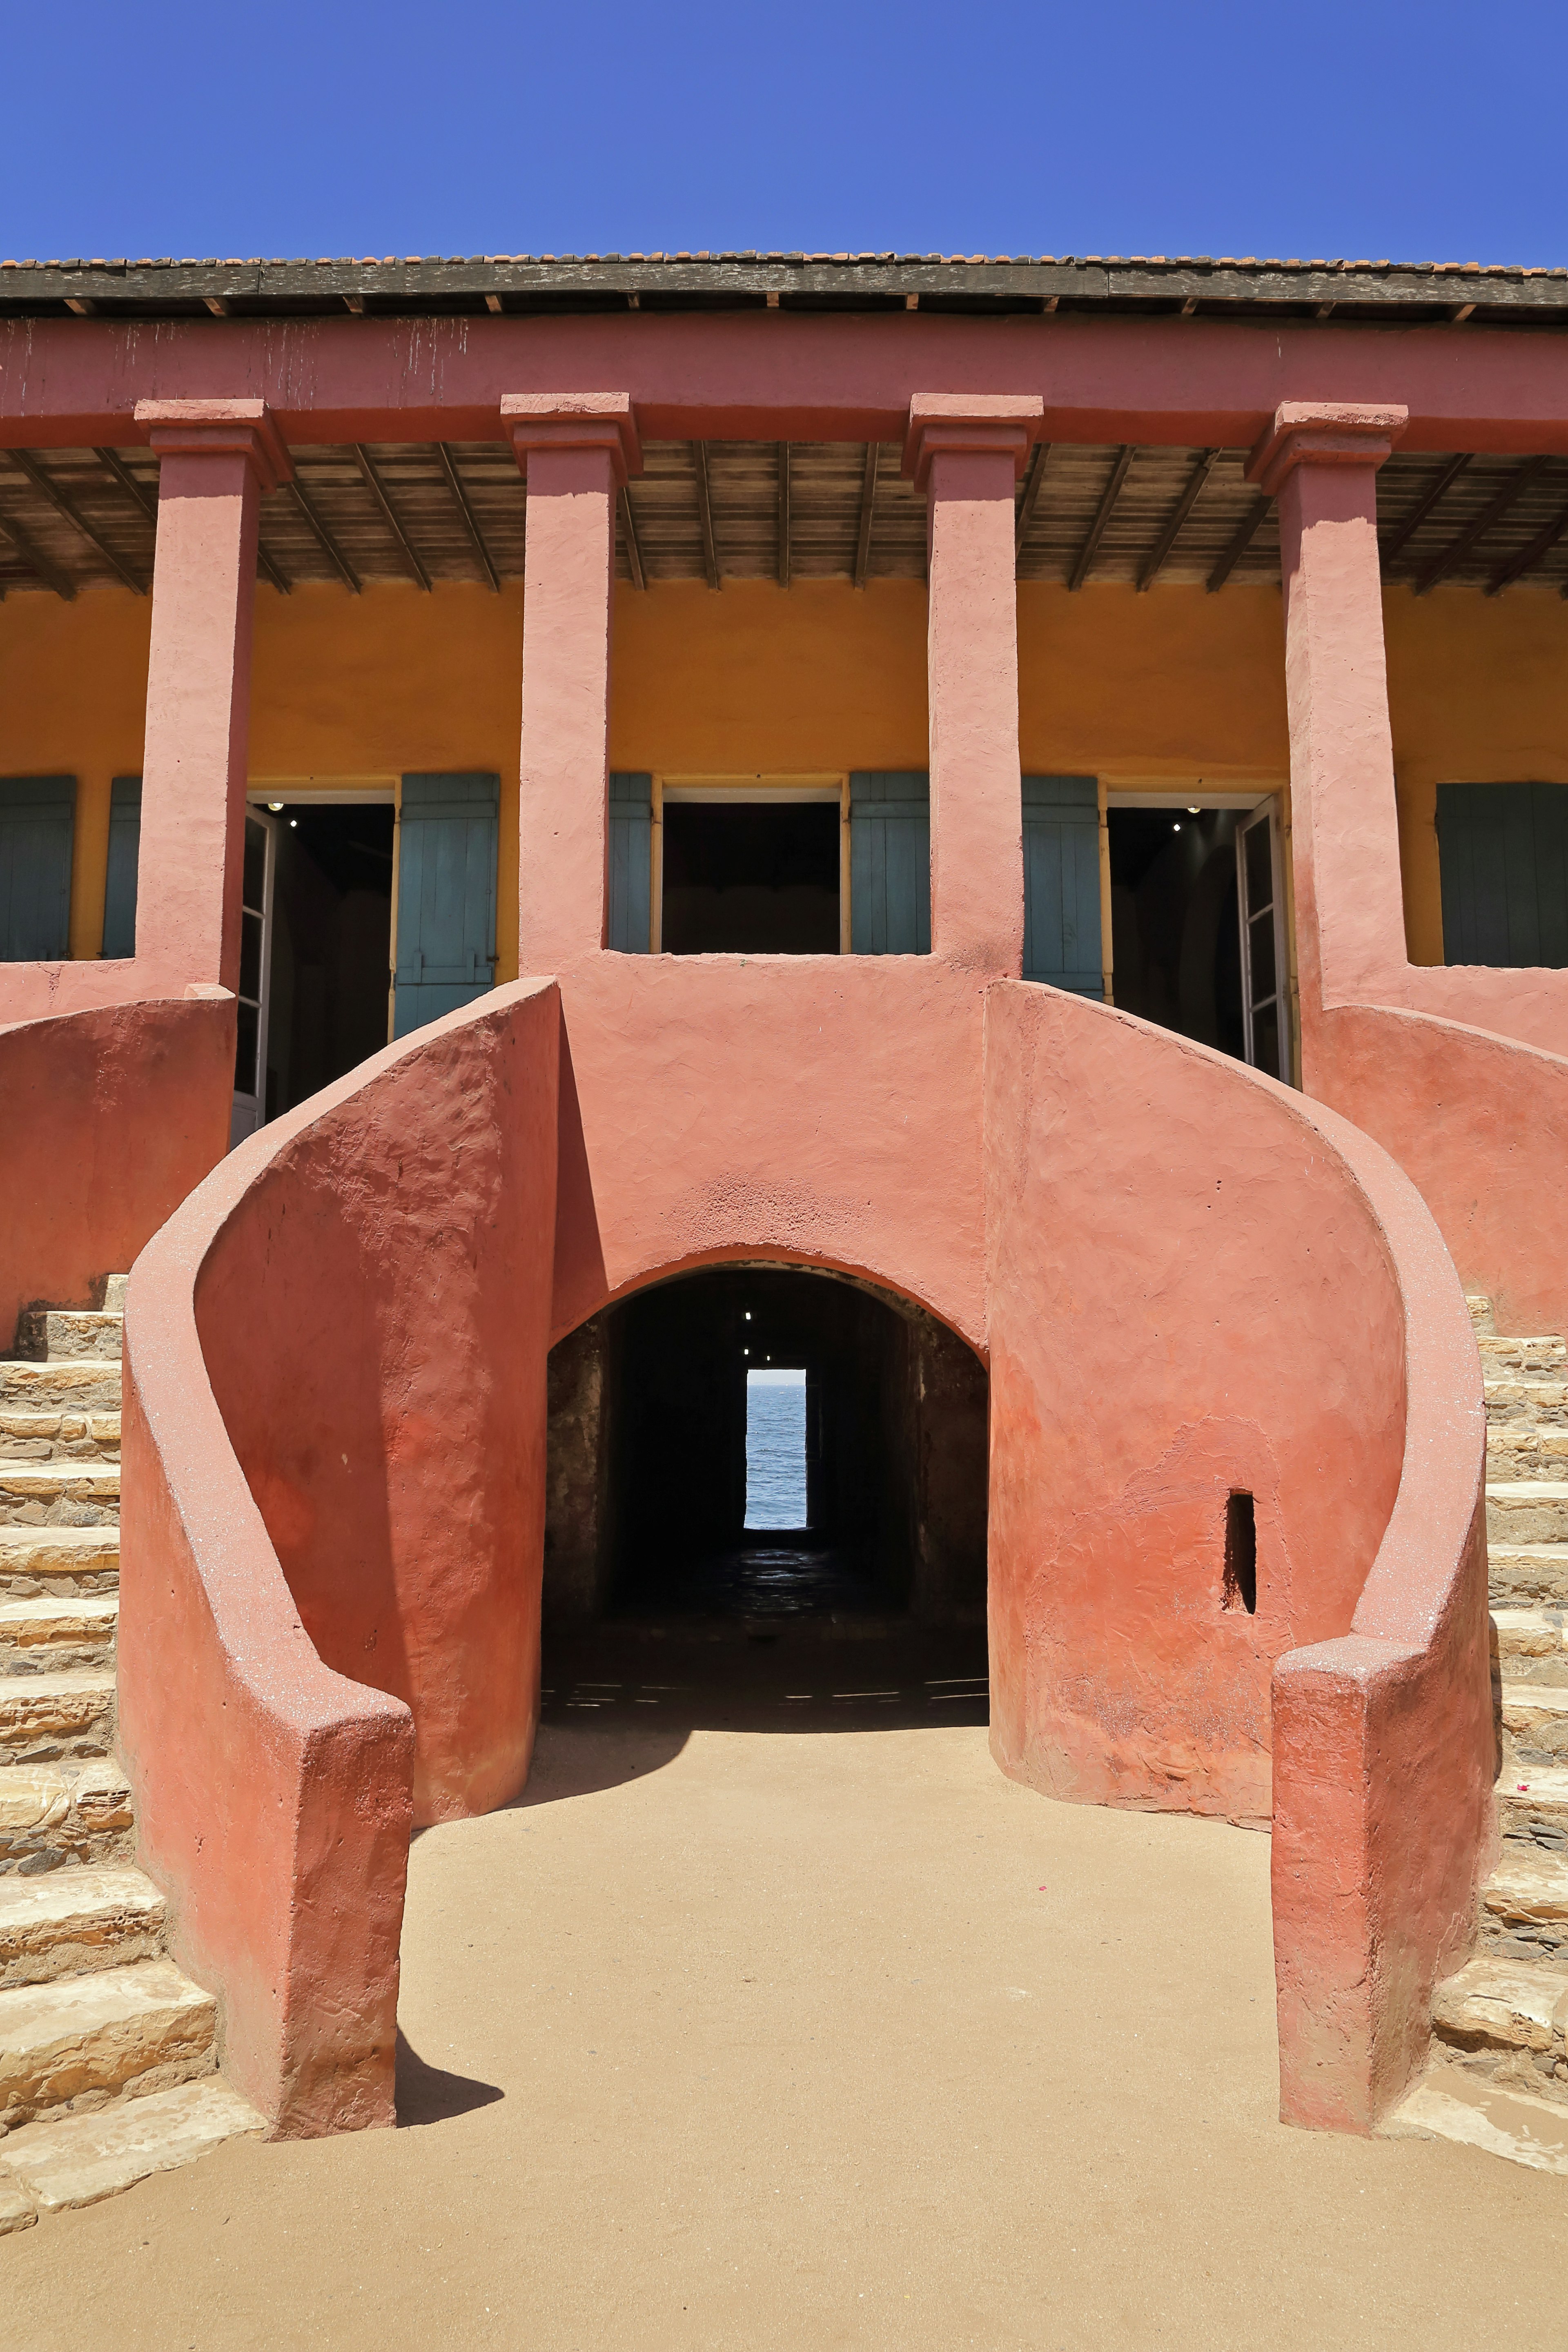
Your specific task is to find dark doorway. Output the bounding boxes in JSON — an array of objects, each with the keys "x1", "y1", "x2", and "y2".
[
  {"x1": 545, "y1": 1268, "x2": 988, "y2": 1626},
  {"x1": 264, "y1": 804, "x2": 394, "y2": 1120},
  {"x1": 1108, "y1": 807, "x2": 1245, "y2": 1061},
  {"x1": 662, "y1": 800, "x2": 840, "y2": 954}
]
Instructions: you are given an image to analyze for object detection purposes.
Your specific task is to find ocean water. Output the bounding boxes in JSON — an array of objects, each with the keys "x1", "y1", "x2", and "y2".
[{"x1": 745, "y1": 1374, "x2": 808, "y2": 1529}]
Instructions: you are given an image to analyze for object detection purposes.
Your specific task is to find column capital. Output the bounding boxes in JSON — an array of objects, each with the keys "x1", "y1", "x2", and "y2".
[
  {"x1": 902, "y1": 395, "x2": 1044, "y2": 493},
  {"x1": 1246, "y1": 403, "x2": 1408, "y2": 498},
  {"x1": 502, "y1": 392, "x2": 642, "y2": 486},
  {"x1": 133, "y1": 399, "x2": 293, "y2": 490}
]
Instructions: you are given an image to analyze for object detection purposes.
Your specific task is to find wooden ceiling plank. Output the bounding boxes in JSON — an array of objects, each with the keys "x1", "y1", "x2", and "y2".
[
  {"x1": 1484, "y1": 489, "x2": 1568, "y2": 595},
  {"x1": 1414, "y1": 456, "x2": 1550, "y2": 595},
  {"x1": 619, "y1": 485, "x2": 646, "y2": 590},
  {"x1": 853, "y1": 443, "x2": 879, "y2": 586},
  {"x1": 8, "y1": 449, "x2": 145, "y2": 592},
  {"x1": 288, "y1": 472, "x2": 362, "y2": 593},
  {"x1": 353, "y1": 444, "x2": 432, "y2": 589},
  {"x1": 1206, "y1": 494, "x2": 1271, "y2": 593},
  {"x1": 94, "y1": 445, "x2": 158, "y2": 524},
  {"x1": 1013, "y1": 442, "x2": 1050, "y2": 560},
  {"x1": 0, "y1": 508, "x2": 76, "y2": 599},
  {"x1": 1068, "y1": 444, "x2": 1135, "y2": 592},
  {"x1": 778, "y1": 442, "x2": 791, "y2": 586},
  {"x1": 436, "y1": 442, "x2": 501, "y2": 590},
  {"x1": 255, "y1": 537, "x2": 291, "y2": 595},
  {"x1": 1379, "y1": 452, "x2": 1472, "y2": 568},
  {"x1": 693, "y1": 441, "x2": 719, "y2": 589},
  {"x1": 1137, "y1": 446, "x2": 1218, "y2": 591}
]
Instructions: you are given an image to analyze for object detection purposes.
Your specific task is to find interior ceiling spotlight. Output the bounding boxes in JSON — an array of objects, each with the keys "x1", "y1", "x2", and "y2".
[
  {"x1": 266, "y1": 800, "x2": 284, "y2": 812},
  {"x1": 290, "y1": 818, "x2": 298, "y2": 827},
  {"x1": 1187, "y1": 804, "x2": 1200, "y2": 814},
  {"x1": 1172, "y1": 822, "x2": 1181, "y2": 832}
]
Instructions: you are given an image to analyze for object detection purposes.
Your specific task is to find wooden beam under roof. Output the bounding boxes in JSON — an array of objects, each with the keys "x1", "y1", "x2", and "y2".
[
  {"x1": 353, "y1": 445, "x2": 431, "y2": 589},
  {"x1": 1137, "y1": 448, "x2": 1218, "y2": 591},
  {"x1": 1486, "y1": 492, "x2": 1568, "y2": 596},
  {"x1": 693, "y1": 441, "x2": 719, "y2": 590},
  {"x1": 288, "y1": 472, "x2": 362, "y2": 593},
  {"x1": 0, "y1": 507, "x2": 76, "y2": 599},
  {"x1": 777, "y1": 442, "x2": 791, "y2": 586},
  {"x1": 7, "y1": 449, "x2": 145, "y2": 592},
  {"x1": 1414, "y1": 456, "x2": 1549, "y2": 595},
  {"x1": 618, "y1": 486, "x2": 645, "y2": 590},
  {"x1": 94, "y1": 445, "x2": 157, "y2": 524},
  {"x1": 1068, "y1": 445, "x2": 1134, "y2": 592},
  {"x1": 1206, "y1": 494, "x2": 1270, "y2": 592},
  {"x1": 853, "y1": 444, "x2": 879, "y2": 586},
  {"x1": 1013, "y1": 442, "x2": 1049, "y2": 560},
  {"x1": 436, "y1": 443, "x2": 501, "y2": 591},
  {"x1": 1379, "y1": 452, "x2": 1472, "y2": 568}
]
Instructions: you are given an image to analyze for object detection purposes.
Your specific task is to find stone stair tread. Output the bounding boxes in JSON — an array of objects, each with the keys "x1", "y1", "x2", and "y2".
[
  {"x1": 1501, "y1": 1681, "x2": 1568, "y2": 1717},
  {"x1": 0, "y1": 1670, "x2": 117, "y2": 1751},
  {"x1": 0, "y1": 1759, "x2": 132, "y2": 1842},
  {"x1": 0, "y1": 1527, "x2": 119, "y2": 1575},
  {"x1": 0, "y1": 1595, "x2": 117, "y2": 1642},
  {"x1": 1488, "y1": 1480, "x2": 1568, "y2": 1499},
  {"x1": 1389, "y1": 2058, "x2": 1568, "y2": 2173},
  {"x1": 0, "y1": 1461, "x2": 119, "y2": 1495},
  {"x1": 0, "y1": 1959, "x2": 214, "y2": 2123},
  {"x1": 1499, "y1": 1765, "x2": 1568, "y2": 1817},
  {"x1": 1485, "y1": 1849, "x2": 1568, "y2": 1924},
  {"x1": 0, "y1": 2075, "x2": 263, "y2": 2217},
  {"x1": 1433, "y1": 1952, "x2": 1568, "y2": 2047},
  {"x1": 0, "y1": 1868, "x2": 163, "y2": 1983}
]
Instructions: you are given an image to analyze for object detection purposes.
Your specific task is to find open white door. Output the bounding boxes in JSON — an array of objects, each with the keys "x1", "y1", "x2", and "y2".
[
  {"x1": 1235, "y1": 800, "x2": 1290, "y2": 1082},
  {"x1": 230, "y1": 808, "x2": 277, "y2": 1147}
]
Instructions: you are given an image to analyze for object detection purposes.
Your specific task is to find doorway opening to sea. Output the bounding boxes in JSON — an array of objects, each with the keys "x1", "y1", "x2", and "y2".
[{"x1": 745, "y1": 1367, "x2": 808, "y2": 1532}]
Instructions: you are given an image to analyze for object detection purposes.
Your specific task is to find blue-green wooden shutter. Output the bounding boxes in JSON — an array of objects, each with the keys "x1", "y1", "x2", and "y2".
[
  {"x1": 1022, "y1": 775, "x2": 1103, "y2": 998},
  {"x1": 101, "y1": 775, "x2": 141, "y2": 959},
  {"x1": 0, "y1": 776, "x2": 75, "y2": 962},
  {"x1": 850, "y1": 772, "x2": 930, "y2": 954},
  {"x1": 1438, "y1": 782, "x2": 1568, "y2": 968},
  {"x1": 394, "y1": 772, "x2": 500, "y2": 1038},
  {"x1": 608, "y1": 773, "x2": 652, "y2": 952}
]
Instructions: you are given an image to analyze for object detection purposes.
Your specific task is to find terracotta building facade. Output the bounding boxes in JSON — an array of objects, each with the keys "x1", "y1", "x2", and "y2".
[{"x1": 3, "y1": 253, "x2": 1567, "y2": 2185}]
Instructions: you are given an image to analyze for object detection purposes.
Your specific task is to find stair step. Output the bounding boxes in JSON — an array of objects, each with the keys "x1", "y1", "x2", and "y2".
[
  {"x1": 1468, "y1": 1294, "x2": 1496, "y2": 1333},
  {"x1": 1498, "y1": 1766, "x2": 1568, "y2": 1848},
  {"x1": 1501, "y1": 1681, "x2": 1568, "y2": 1760},
  {"x1": 100, "y1": 1278, "x2": 128, "y2": 1316},
  {"x1": 1486, "y1": 1430, "x2": 1568, "y2": 1480},
  {"x1": 1488, "y1": 1544, "x2": 1568, "y2": 1608},
  {"x1": 0, "y1": 1361, "x2": 120, "y2": 1414},
  {"x1": 1492, "y1": 1608, "x2": 1568, "y2": 1675},
  {"x1": 14, "y1": 1310, "x2": 123, "y2": 1365},
  {"x1": 1389, "y1": 2057, "x2": 1568, "y2": 2174},
  {"x1": 0, "y1": 1595, "x2": 116, "y2": 1667},
  {"x1": 0, "y1": 1761, "x2": 134, "y2": 1873},
  {"x1": 0, "y1": 1526, "x2": 118, "y2": 1596},
  {"x1": 0, "y1": 1412, "x2": 119, "y2": 1463},
  {"x1": 1479, "y1": 1335, "x2": 1568, "y2": 1375},
  {"x1": 0, "y1": 1868, "x2": 163, "y2": 1988},
  {"x1": 0, "y1": 2074, "x2": 263, "y2": 2222},
  {"x1": 0, "y1": 1462, "x2": 119, "y2": 1508},
  {"x1": 0, "y1": 1671, "x2": 116, "y2": 1760},
  {"x1": 1487, "y1": 1483, "x2": 1568, "y2": 1544},
  {"x1": 0, "y1": 1958, "x2": 215, "y2": 2131},
  {"x1": 1433, "y1": 1952, "x2": 1568, "y2": 2055},
  {"x1": 1482, "y1": 1851, "x2": 1568, "y2": 1965}
]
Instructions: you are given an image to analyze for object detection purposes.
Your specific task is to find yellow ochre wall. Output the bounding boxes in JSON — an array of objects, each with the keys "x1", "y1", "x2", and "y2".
[{"x1": 4, "y1": 574, "x2": 1568, "y2": 970}]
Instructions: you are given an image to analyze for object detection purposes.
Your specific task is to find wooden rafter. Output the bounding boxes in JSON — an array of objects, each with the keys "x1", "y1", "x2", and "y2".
[
  {"x1": 619, "y1": 486, "x2": 645, "y2": 591},
  {"x1": 1068, "y1": 445, "x2": 1134, "y2": 592},
  {"x1": 353, "y1": 446, "x2": 431, "y2": 589},
  {"x1": 7, "y1": 449, "x2": 145, "y2": 592},
  {"x1": 435, "y1": 443, "x2": 501, "y2": 591},
  {"x1": 0, "y1": 507, "x2": 76, "y2": 599},
  {"x1": 1486, "y1": 494, "x2": 1568, "y2": 597},
  {"x1": 1207, "y1": 494, "x2": 1270, "y2": 592},
  {"x1": 94, "y1": 446, "x2": 157, "y2": 522},
  {"x1": 1013, "y1": 442, "x2": 1050, "y2": 559},
  {"x1": 853, "y1": 444, "x2": 878, "y2": 586},
  {"x1": 693, "y1": 441, "x2": 719, "y2": 589},
  {"x1": 288, "y1": 473, "x2": 362, "y2": 593},
  {"x1": 1138, "y1": 448, "x2": 1218, "y2": 591},
  {"x1": 777, "y1": 443, "x2": 791, "y2": 586},
  {"x1": 1380, "y1": 453, "x2": 1472, "y2": 568},
  {"x1": 1414, "y1": 457, "x2": 1549, "y2": 595}
]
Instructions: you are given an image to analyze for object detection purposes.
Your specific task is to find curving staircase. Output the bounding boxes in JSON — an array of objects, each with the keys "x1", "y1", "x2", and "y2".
[
  {"x1": 0, "y1": 1280, "x2": 263, "y2": 2231},
  {"x1": 1392, "y1": 1298, "x2": 1568, "y2": 2172}
]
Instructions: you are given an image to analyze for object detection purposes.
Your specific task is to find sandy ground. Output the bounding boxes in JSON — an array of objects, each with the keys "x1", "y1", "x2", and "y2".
[{"x1": 7, "y1": 1629, "x2": 1568, "y2": 2352}]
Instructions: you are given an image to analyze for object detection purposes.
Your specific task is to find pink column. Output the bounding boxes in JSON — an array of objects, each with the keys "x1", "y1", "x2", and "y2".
[
  {"x1": 503, "y1": 394, "x2": 642, "y2": 974},
  {"x1": 1247, "y1": 403, "x2": 1410, "y2": 1072},
  {"x1": 904, "y1": 396, "x2": 1043, "y2": 977},
  {"x1": 132, "y1": 399, "x2": 291, "y2": 992}
]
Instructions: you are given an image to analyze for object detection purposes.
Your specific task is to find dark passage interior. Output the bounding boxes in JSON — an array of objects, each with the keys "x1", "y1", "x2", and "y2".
[
  {"x1": 662, "y1": 800, "x2": 840, "y2": 955},
  {"x1": 1108, "y1": 807, "x2": 1245, "y2": 1061},
  {"x1": 545, "y1": 1267, "x2": 988, "y2": 1624},
  {"x1": 265, "y1": 804, "x2": 394, "y2": 1120}
]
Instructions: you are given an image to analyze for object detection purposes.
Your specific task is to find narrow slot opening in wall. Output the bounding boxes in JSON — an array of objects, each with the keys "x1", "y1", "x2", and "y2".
[
  {"x1": 745, "y1": 1366, "x2": 808, "y2": 1531},
  {"x1": 1224, "y1": 1491, "x2": 1257, "y2": 1615}
]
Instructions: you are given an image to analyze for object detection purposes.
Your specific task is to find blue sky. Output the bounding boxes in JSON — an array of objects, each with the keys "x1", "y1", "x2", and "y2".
[{"x1": 9, "y1": 1, "x2": 1566, "y2": 270}]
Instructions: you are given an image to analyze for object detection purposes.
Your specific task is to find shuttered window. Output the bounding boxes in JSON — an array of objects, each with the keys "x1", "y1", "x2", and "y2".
[
  {"x1": 1437, "y1": 782, "x2": 1568, "y2": 968},
  {"x1": 101, "y1": 775, "x2": 142, "y2": 960},
  {"x1": 608, "y1": 773, "x2": 653, "y2": 952},
  {"x1": 849, "y1": 772, "x2": 930, "y2": 954},
  {"x1": 393, "y1": 773, "x2": 500, "y2": 1038},
  {"x1": 0, "y1": 775, "x2": 75, "y2": 962},
  {"x1": 1022, "y1": 774, "x2": 1103, "y2": 998}
]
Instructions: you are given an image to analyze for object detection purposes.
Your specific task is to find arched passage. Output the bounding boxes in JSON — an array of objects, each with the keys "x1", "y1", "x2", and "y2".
[{"x1": 544, "y1": 1265, "x2": 989, "y2": 1627}]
